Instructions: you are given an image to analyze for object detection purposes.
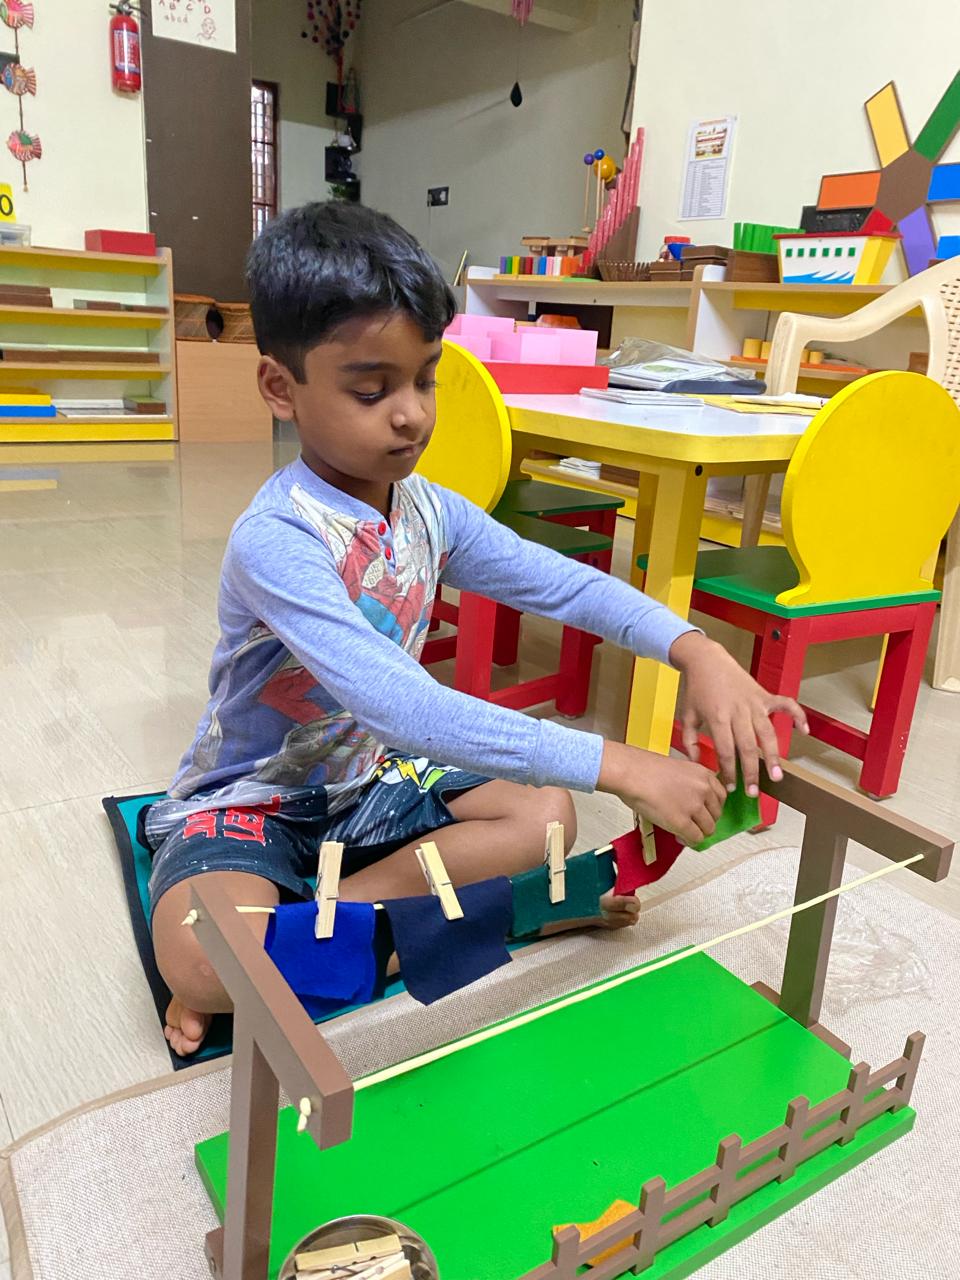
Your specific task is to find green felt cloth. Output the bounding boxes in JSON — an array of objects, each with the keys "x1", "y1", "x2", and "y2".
[{"x1": 695, "y1": 774, "x2": 761, "y2": 851}]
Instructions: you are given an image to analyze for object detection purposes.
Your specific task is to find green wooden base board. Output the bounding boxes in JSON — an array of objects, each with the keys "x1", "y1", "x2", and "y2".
[{"x1": 196, "y1": 955, "x2": 915, "y2": 1279}]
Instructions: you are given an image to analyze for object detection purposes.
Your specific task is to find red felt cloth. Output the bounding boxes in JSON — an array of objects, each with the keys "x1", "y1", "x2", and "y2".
[{"x1": 612, "y1": 827, "x2": 684, "y2": 894}]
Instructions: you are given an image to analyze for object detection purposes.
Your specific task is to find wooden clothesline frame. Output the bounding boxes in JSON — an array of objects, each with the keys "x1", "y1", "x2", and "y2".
[{"x1": 190, "y1": 760, "x2": 953, "y2": 1280}]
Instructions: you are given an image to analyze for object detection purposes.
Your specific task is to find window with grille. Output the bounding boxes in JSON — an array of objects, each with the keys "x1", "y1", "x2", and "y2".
[{"x1": 251, "y1": 81, "x2": 279, "y2": 237}]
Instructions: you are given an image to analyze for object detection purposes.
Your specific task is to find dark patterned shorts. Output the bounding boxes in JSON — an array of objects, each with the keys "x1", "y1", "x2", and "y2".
[{"x1": 146, "y1": 754, "x2": 489, "y2": 916}]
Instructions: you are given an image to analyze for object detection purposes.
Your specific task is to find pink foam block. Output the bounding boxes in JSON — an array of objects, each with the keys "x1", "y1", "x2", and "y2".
[
  {"x1": 555, "y1": 329, "x2": 599, "y2": 365},
  {"x1": 491, "y1": 330, "x2": 564, "y2": 363},
  {"x1": 445, "y1": 334, "x2": 492, "y2": 360},
  {"x1": 446, "y1": 313, "x2": 515, "y2": 338}
]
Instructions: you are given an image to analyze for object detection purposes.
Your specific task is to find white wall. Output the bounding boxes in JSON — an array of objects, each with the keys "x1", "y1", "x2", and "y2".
[
  {"x1": 252, "y1": 0, "x2": 343, "y2": 209},
  {"x1": 0, "y1": 6, "x2": 147, "y2": 247},
  {"x1": 359, "y1": 0, "x2": 634, "y2": 278},
  {"x1": 629, "y1": 1, "x2": 960, "y2": 278}
]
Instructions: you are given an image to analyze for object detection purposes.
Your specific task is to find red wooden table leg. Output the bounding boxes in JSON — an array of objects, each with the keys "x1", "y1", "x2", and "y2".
[
  {"x1": 859, "y1": 603, "x2": 936, "y2": 798},
  {"x1": 454, "y1": 592, "x2": 499, "y2": 700}
]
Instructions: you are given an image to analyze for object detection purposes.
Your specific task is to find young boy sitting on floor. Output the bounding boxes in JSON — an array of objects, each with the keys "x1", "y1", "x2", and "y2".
[{"x1": 147, "y1": 202, "x2": 805, "y2": 1055}]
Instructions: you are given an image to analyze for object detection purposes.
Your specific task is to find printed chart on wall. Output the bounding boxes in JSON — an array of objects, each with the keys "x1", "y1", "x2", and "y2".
[
  {"x1": 680, "y1": 115, "x2": 736, "y2": 220},
  {"x1": 150, "y1": 0, "x2": 236, "y2": 53}
]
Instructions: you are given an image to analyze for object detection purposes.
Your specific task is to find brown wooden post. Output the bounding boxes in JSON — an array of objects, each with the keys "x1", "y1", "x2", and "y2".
[
  {"x1": 631, "y1": 1177, "x2": 666, "y2": 1274},
  {"x1": 777, "y1": 1096, "x2": 810, "y2": 1183},
  {"x1": 221, "y1": 1017, "x2": 280, "y2": 1280},
  {"x1": 894, "y1": 1031, "x2": 926, "y2": 1108},
  {"x1": 779, "y1": 817, "x2": 848, "y2": 1027},
  {"x1": 706, "y1": 1136, "x2": 741, "y2": 1227},
  {"x1": 549, "y1": 1226, "x2": 581, "y2": 1278},
  {"x1": 839, "y1": 1062, "x2": 870, "y2": 1145}
]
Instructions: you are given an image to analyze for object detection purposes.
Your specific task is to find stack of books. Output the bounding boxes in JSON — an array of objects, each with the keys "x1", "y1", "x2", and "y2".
[
  {"x1": 0, "y1": 282, "x2": 53, "y2": 308},
  {"x1": 0, "y1": 387, "x2": 56, "y2": 420}
]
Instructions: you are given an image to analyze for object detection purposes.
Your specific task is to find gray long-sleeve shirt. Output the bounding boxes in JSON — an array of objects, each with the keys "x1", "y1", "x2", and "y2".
[{"x1": 146, "y1": 456, "x2": 695, "y2": 841}]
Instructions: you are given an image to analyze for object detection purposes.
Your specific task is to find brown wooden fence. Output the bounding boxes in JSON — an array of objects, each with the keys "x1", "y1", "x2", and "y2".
[{"x1": 517, "y1": 1031, "x2": 924, "y2": 1280}]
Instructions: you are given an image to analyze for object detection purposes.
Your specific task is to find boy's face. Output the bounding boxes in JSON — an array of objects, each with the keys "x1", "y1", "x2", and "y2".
[{"x1": 258, "y1": 310, "x2": 442, "y2": 509}]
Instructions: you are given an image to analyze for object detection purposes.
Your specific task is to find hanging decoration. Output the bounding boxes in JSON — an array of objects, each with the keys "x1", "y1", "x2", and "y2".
[
  {"x1": 509, "y1": 0, "x2": 532, "y2": 107},
  {"x1": 1, "y1": 0, "x2": 38, "y2": 190},
  {"x1": 303, "y1": 0, "x2": 361, "y2": 82}
]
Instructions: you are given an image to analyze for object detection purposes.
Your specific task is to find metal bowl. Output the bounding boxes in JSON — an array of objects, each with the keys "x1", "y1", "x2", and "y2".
[{"x1": 278, "y1": 1214, "x2": 439, "y2": 1279}]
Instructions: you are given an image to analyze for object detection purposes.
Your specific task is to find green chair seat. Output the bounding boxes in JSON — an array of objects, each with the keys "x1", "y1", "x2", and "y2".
[
  {"x1": 638, "y1": 545, "x2": 940, "y2": 618},
  {"x1": 495, "y1": 477, "x2": 624, "y2": 519},
  {"x1": 500, "y1": 509, "x2": 612, "y2": 558}
]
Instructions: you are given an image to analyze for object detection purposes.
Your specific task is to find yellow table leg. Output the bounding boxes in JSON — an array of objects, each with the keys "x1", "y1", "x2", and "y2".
[{"x1": 625, "y1": 463, "x2": 708, "y2": 754}]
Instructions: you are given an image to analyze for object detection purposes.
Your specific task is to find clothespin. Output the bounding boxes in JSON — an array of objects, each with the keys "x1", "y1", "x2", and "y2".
[
  {"x1": 295, "y1": 1234, "x2": 403, "y2": 1272},
  {"x1": 315, "y1": 841, "x2": 344, "y2": 939},
  {"x1": 641, "y1": 823, "x2": 657, "y2": 866},
  {"x1": 415, "y1": 841, "x2": 463, "y2": 920},
  {"x1": 544, "y1": 821, "x2": 566, "y2": 903}
]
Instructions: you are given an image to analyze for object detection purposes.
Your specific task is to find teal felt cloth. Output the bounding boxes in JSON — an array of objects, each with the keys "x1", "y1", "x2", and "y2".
[{"x1": 510, "y1": 850, "x2": 602, "y2": 938}]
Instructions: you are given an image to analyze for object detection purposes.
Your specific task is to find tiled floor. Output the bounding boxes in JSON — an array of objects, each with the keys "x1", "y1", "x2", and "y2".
[{"x1": 1, "y1": 439, "x2": 958, "y2": 1155}]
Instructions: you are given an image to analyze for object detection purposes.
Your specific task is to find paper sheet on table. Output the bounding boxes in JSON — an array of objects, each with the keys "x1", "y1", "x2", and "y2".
[{"x1": 699, "y1": 394, "x2": 824, "y2": 415}]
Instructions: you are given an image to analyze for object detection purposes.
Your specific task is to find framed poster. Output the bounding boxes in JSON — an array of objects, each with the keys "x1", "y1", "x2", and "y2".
[
  {"x1": 679, "y1": 116, "x2": 736, "y2": 220},
  {"x1": 151, "y1": 0, "x2": 237, "y2": 54}
]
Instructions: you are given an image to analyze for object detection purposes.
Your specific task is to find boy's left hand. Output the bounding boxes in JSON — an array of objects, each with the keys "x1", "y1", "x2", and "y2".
[{"x1": 669, "y1": 631, "x2": 808, "y2": 798}]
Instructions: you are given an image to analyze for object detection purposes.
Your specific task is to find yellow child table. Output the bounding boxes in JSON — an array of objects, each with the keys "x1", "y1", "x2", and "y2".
[{"x1": 503, "y1": 394, "x2": 811, "y2": 755}]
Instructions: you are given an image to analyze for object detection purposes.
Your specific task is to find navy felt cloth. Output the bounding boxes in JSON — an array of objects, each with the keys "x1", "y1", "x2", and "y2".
[
  {"x1": 265, "y1": 900, "x2": 377, "y2": 1018},
  {"x1": 381, "y1": 877, "x2": 513, "y2": 1005}
]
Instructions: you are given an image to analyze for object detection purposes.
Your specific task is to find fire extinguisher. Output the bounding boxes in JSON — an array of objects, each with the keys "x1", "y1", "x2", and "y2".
[{"x1": 110, "y1": 2, "x2": 141, "y2": 95}]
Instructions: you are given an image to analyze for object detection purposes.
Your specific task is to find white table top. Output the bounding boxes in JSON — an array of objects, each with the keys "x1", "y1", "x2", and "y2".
[{"x1": 503, "y1": 393, "x2": 811, "y2": 440}]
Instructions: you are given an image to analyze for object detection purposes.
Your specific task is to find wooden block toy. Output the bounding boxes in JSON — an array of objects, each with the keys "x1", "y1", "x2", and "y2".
[
  {"x1": 741, "y1": 337, "x2": 762, "y2": 360},
  {"x1": 124, "y1": 396, "x2": 167, "y2": 414},
  {"x1": 446, "y1": 313, "x2": 515, "y2": 337},
  {"x1": 775, "y1": 231, "x2": 900, "y2": 285},
  {"x1": 84, "y1": 228, "x2": 158, "y2": 256},
  {"x1": 544, "y1": 821, "x2": 566, "y2": 903},
  {"x1": 480, "y1": 362, "x2": 609, "y2": 394},
  {"x1": 414, "y1": 841, "x2": 463, "y2": 920},
  {"x1": 314, "y1": 842, "x2": 343, "y2": 939}
]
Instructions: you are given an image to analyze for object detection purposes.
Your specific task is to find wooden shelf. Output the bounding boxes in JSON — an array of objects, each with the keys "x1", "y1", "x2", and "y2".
[
  {"x1": 730, "y1": 356, "x2": 868, "y2": 383},
  {"x1": 0, "y1": 442, "x2": 176, "y2": 463},
  {"x1": 0, "y1": 304, "x2": 169, "y2": 328},
  {"x1": 0, "y1": 361, "x2": 170, "y2": 379},
  {"x1": 488, "y1": 275, "x2": 695, "y2": 291},
  {"x1": 0, "y1": 418, "x2": 175, "y2": 443},
  {"x1": 0, "y1": 244, "x2": 165, "y2": 275},
  {"x1": 701, "y1": 280, "x2": 892, "y2": 297}
]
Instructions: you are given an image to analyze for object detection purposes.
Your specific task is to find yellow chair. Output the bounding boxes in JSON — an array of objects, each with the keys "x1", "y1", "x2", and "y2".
[{"x1": 659, "y1": 372, "x2": 960, "y2": 804}]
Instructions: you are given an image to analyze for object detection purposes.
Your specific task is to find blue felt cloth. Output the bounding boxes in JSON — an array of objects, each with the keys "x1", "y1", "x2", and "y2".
[
  {"x1": 265, "y1": 900, "x2": 378, "y2": 1018},
  {"x1": 381, "y1": 877, "x2": 514, "y2": 1005}
]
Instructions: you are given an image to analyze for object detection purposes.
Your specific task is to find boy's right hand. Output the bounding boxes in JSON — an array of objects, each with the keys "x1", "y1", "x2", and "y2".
[{"x1": 597, "y1": 740, "x2": 727, "y2": 846}]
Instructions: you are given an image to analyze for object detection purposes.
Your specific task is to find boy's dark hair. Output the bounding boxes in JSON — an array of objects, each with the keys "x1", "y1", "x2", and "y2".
[{"x1": 246, "y1": 202, "x2": 457, "y2": 382}]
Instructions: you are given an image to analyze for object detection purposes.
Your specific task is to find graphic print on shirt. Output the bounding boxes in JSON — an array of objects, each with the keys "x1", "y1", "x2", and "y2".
[{"x1": 155, "y1": 473, "x2": 448, "y2": 835}]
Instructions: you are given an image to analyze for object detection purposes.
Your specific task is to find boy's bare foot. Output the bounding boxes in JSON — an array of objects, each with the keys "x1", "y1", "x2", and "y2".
[
  {"x1": 164, "y1": 997, "x2": 213, "y2": 1057},
  {"x1": 538, "y1": 889, "x2": 641, "y2": 937}
]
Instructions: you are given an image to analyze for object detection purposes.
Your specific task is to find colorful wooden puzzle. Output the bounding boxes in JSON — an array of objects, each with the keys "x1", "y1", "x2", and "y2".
[{"x1": 814, "y1": 74, "x2": 960, "y2": 275}]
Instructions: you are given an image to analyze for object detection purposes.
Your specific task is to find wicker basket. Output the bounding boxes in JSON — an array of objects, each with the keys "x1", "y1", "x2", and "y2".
[
  {"x1": 218, "y1": 301, "x2": 256, "y2": 344},
  {"x1": 174, "y1": 293, "x2": 216, "y2": 341},
  {"x1": 597, "y1": 260, "x2": 652, "y2": 282}
]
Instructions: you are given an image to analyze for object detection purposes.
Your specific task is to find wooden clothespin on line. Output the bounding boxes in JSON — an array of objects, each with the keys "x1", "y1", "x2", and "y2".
[
  {"x1": 640, "y1": 821, "x2": 657, "y2": 866},
  {"x1": 545, "y1": 821, "x2": 566, "y2": 903},
  {"x1": 314, "y1": 840, "x2": 344, "y2": 939},
  {"x1": 415, "y1": 840, "x2": 464, "y2": 920}
]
